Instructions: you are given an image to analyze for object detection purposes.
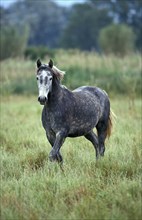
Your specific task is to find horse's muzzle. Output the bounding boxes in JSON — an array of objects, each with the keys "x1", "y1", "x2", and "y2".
[{"x1": 38, "y1": 96, "x2": 47, "y2": 105}]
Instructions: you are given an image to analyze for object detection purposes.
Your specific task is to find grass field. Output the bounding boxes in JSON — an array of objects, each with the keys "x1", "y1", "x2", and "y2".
[
  {"x1": 0, "y1": 52, "x2": 141, "y2": 219},
  {"x1": 0, "y1": 95, "x2": 141, "y2": 220}
]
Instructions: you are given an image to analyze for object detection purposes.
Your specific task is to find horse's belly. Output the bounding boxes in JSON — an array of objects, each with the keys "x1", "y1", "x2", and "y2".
[{"x1": 68, "y1": 121, "x2": 96, "y2": 137}]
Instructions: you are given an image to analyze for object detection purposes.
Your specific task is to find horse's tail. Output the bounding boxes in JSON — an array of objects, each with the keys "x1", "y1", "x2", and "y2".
[{"x1": 106, "y1": 108, "x2": 116, "y2": 139}]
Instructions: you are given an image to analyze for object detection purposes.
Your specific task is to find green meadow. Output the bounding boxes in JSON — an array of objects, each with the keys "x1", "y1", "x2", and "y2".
[{"x1": 0, "y1": 51, "x2": 141, "y2": 220}]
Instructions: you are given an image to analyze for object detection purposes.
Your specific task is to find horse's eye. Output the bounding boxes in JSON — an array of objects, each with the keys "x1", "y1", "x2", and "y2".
[
  {"x1": 49, "y1": 77, "x2": 52, "y2": 81},
  {"x1": 36, "y1": 77, "x2": 39, "y2": 80}
]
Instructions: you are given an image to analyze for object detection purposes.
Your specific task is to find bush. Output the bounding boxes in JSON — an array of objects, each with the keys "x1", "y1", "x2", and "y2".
[
  {"x1": 99, "y1": 24, "x2": 135, "y2": 56},
  {"x1": 24, "y1": 46, "x2": 55, "y2": 60},
  {"x1": 0, "y1": 26, "x2": 28, "y2": 60}
]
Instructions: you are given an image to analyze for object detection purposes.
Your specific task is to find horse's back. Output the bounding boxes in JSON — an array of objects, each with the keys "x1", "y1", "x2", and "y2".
[
  {"x1": 73, "y1": 86, "x2": 109, "y2": 104},
  {"x1": 73, "y1": 85, "x2": 106, "y2": 95},
  {"x1": 73, "y1": 86, "x2": 110, "y2": 120}
]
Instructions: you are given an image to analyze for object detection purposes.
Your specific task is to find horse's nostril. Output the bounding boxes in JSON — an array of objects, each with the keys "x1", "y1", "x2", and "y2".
[
  {"x1": 38, "y1": 96, "x2": 47, "y2": 104},
  {"x1": 43, "y1": 97, "x2": 46, "y2": 102}
]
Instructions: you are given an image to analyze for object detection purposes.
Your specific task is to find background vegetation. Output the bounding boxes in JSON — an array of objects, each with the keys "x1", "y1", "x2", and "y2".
[
  {"x1": 99, "y1": 24, "x2": 135, "y2": 56},
  {"x1": 0, "y1": 25, "x2": 29, "y2": 60},
  {"x1": 0, "y1": 0, "x2": 142, "y2": 60},
  {"x1": 0, "y1": 51, "x2": 141, "y2": 97}
]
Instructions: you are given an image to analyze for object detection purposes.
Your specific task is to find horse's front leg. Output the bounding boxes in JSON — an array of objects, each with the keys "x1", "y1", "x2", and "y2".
[
  {"x1": 49, "y1": 131, "x2": 66, "y2": 162},
  {"x1": 46, "y1": 131, "x2": 63, "y2": 163}
]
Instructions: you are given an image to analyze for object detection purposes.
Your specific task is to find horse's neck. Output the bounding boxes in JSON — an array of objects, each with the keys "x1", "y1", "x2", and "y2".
[{"x1": 50, "y1": 77, "x2": 63, "y2": 100}]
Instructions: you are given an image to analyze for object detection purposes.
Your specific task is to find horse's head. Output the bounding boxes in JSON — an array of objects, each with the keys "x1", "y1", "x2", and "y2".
[{"x1": 36, "y1": 59, "x2": 53, "y2": 105}]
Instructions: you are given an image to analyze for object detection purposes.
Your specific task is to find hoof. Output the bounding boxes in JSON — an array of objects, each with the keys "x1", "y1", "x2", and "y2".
[
  {"x1": 96, "y1": 155, "x2": 99, "y2": 160},
  {"x1": 99, "y1": 148, "x2": 105, "y2": 157},
  {"x1": 49, "y1": 152, "x2": 63, "y2": 163},
  {"x1": 56, "y1": 154, "x2": 63, "y2": 163},
  {"x1": 100, "y1": 152, "x2": 104, "y2": 157},
  {"x1": 49, "y1": 152, "x2": 57, "y2": 162}
]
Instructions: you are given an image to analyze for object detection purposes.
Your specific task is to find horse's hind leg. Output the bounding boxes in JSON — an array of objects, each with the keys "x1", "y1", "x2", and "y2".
[
  {"x1": 96, "y1": 121, "x2": 107, "y2": 156},
  {"x1": 84, "y1": 131, "x2": 99, "y2": 159}
]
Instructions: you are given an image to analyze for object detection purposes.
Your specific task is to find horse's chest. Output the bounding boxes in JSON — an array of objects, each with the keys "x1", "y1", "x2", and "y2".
[
  {"x1": 49, "y1": 111, "x2": 62, "y2": 126},
  {"x1": 43, "y1": 106, "x2": 66, "y2": 131}
]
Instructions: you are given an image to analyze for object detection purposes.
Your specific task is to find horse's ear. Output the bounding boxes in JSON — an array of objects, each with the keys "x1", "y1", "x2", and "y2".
[
  {"x1": 37, "y1": 59, "x2": 42, "y2": 68},
  {"x1": 49, "y1": 59, "x2": 53, "y2": 68}
]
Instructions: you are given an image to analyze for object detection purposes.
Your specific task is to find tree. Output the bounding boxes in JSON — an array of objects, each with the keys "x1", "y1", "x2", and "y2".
[
  {"x1": 88, "y1": 0, "x2": 142, "y2": 51},
  {"x1": 0, "y1": 0, "x2": 69, "y2": 48},
  {"x1": 108, "y1": 0, "x2": 142, "y2": 50},
  {"x1": 0, "y1": 25, "x2": 28, "y2": 60},
  {"x1": 99, "y1": 24, "x2": 135, "y2": 56},
  {"x1": 0, "y1": 0, "x2": 141, "y2": 51},
  {"x1": 61, "y1": 3, "x2": 112, "y2": 51}
]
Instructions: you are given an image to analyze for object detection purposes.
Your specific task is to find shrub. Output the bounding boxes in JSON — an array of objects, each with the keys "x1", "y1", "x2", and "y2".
[
  {"x1": 0, "y1": 26, "x2": 28, "y2": 60},
  {"x1": 99, "y1": 24, "x2": 135, "y2": 56},
  {"x1": 24, "y1": 46, "x2": 55, "y2": 60}
]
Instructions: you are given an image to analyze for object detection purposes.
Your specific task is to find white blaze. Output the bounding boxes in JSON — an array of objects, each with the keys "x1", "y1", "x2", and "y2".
[{"x1": 38, "y1": 70, "x2": 52, "y2": 98}]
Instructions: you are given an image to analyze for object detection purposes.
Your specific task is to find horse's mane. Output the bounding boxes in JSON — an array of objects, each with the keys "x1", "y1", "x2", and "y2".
[{"x1": 52, "y1": 65, "x2": 65, "y2": 80}]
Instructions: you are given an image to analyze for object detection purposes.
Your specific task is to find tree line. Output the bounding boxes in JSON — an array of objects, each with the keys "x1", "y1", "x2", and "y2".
[{"x1": 0, "y1": 0, "x2": 141, "y2": 60}]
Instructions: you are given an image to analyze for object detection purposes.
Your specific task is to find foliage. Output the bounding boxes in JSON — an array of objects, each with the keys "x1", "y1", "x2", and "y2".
[
  {"x1": 105, "y1": 0, "x2": 142, "y2": 50},
  {"x1": 0, "y1": 96, "x2": 141, "y2": 220},
  {"x1": 0, "y1": 0, "x2": 68, "y2": 48},
  {"x1": 0, "y1": 0, "x2": 141, "y2": 53},
  {"x1": 61, "y1": 3, "x2": 112, "y2": 50},
  {"x1": 0, "y1": 51, "x2": 141, "y2": 97},
  {"x1": 88, "y1": 0, "x2": 142, "y2": 50},
  {"x1": 0, "y1": 25, "x2": 28, "y2": 60},
  {"x1": 24, "y1": 46, "x2": 55, "y2": 60},
  {"x1": 99, "y1": 24, "x2": 135, "y2": 56}
]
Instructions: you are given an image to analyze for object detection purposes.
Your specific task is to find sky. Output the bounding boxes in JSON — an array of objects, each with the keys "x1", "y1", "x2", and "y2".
[{"x1": 0, "y1": 0, "x2": 86, "y2": 8}]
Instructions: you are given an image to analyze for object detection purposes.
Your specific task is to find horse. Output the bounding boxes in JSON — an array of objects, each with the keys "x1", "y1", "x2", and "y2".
[{"x1": 36, "y1": 59, "x2": 112, "y2": 163}]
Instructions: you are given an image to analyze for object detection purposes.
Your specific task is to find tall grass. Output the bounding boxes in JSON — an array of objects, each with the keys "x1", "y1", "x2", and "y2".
[
  {"x1": 0, "y1": 96, "x2": 141, "y2": 220},
  {"x1": 0, "y1": 51, "x2": 141, "y2": 219},
  {"x1": 0, "y1": 51, "x2": 141, "y2": 96}
]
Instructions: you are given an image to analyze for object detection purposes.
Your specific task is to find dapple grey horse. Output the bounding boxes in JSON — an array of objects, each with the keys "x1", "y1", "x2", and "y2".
[{"x1": 36, "y1": 59, "x2": 112, "y2": 163}]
